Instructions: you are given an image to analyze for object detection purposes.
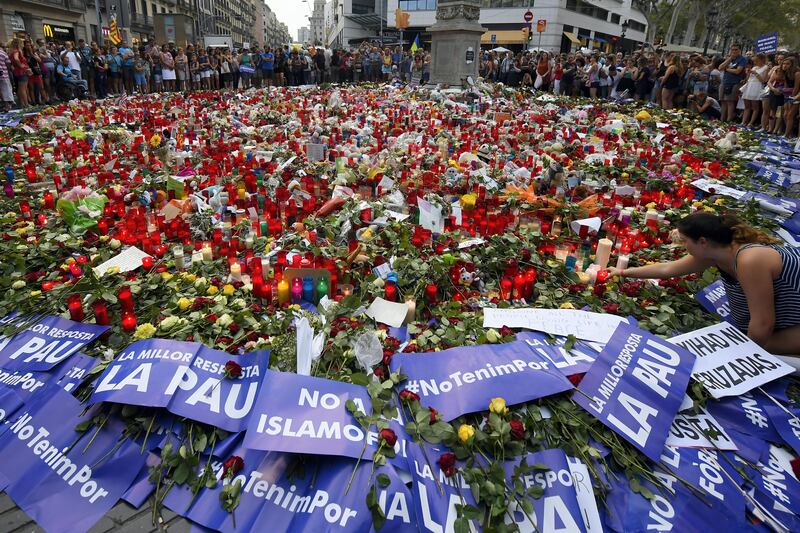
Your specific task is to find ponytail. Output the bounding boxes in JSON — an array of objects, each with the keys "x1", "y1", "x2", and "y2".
[{"x1": 676, "y1": 212, "x2": 779, "y2": 246}]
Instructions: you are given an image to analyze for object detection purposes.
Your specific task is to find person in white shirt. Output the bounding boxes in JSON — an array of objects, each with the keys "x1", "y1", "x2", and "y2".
[{"x1": 60, "y1": 42, "x2": 82, "y2": 78}]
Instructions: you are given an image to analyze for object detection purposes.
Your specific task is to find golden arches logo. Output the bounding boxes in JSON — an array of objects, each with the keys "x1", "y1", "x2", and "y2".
[{"x1": 43, "y1": 24, "x2": 54, "y2": 38}]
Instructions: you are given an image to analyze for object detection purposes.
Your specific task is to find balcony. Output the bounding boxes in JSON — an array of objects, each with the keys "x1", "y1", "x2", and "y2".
[{"x1": 131, "y1": 14, "x2": 154, "y2": 28}]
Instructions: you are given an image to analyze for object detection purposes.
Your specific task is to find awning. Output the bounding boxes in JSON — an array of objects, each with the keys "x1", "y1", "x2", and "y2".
[
  {"x1": 593, "y1": 36, "x2": 607, "y2": 43},
  {"x1": 563, "y1": 31, "x2": 581, "y2": 45},
  {"x1": 480, "y1": 30, "x2": 524, "y2": 45}
]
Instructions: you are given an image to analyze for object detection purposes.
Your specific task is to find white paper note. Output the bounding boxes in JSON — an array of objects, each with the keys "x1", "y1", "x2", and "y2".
[
  {"x1": 365, "y1": 297, "x2": 409, "y2": 328},
  {"x1": 483, "y1": 308, "x2": 630, "y2": 344},
  {"x1": 93, "y1": 246, "x2": 150, "y2": 276}
]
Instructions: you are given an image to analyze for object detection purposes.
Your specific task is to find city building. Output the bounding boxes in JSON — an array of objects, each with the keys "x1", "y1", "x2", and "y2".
[
  {"x1": 297, "y1": 26, "x2": 312, "y2": 44},
  {"x1": 1, "y1": 0, "x2": 93, "y2": 44},
  {"x1": 322, "y1": 0, "x2": 648, "y2": 54},
  {"x1": 255, "y1": 1, "x2": 291, "y2": 49},
  {"x1": 309, "y1": 0, "x2": 326, "y2": 45},
  {"x1": 325, "y1": 0, "x2": 392, "y2": 50}
]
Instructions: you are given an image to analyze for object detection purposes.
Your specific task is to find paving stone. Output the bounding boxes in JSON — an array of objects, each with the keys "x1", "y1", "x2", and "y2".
[
  {"x1": 0, "y1": 507, "x2": 35, "y2": 531},
  {"x1": 0, "y1": 493, "x2": 18, "y2": 514},
  {"x1": 106, "y1": 501, "x2": 147, "y2": 525}
]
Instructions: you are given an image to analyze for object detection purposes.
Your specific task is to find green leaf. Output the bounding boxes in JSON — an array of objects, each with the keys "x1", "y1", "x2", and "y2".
[
  {"x1": 454, "y1": 517, "x2": 471, "y2": 533},
  {"x1": 376, "y1": 473, "x2": 391, "y2": 488}
]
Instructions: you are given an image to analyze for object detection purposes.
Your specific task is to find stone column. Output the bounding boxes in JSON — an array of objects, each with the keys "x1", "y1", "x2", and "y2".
[{"x1": 427, "y1": 0, "x2": 485, "y2": 86}]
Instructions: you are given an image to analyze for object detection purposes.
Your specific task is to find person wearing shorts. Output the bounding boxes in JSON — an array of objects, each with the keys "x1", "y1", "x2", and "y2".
[
  {"x1": 199, "y1": 51, "x2": 211, "y2": 90},
  {"x1": 134, "y1": 51, "x2": 147, "y2": 93},
  {"x1": 161, "y1": 46, "x2": 176, "y2": 91},
  {"x1": 260, "y1": 47, "x2": 274, "y2": 86},
  {"x1": 719, "y1": 43, "x2": 747, "y2": 122}
]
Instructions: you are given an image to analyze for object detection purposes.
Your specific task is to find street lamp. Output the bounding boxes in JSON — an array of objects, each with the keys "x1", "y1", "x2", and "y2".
[
  {"x1": 620, "y1": 19, "x2": 629, "y2": 53},
  {"x1": 702, "y1": 7, "x2": 719, "y2": 55}
]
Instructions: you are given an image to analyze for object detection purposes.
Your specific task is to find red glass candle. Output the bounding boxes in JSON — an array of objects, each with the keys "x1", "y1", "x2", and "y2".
[
  {"x1": 500, "y1": 276, "x2": 514, "y2": 301},
  {"x1": 118, "y1": 286, "x2": 134, "y2": 312},
  {"x1": 513, "y1": 273, "x2": 526, "y2": 300},
  {"x1": 43, "y1": 191, "x2": 55, "y2": 210},
  {"x1": 425, "y1": 283, "x2": 438, "y2": 304},
  {"x1": 121, "y1": 312, "x2": 137, "y2": 332},
  {"x1": 141, "y1": 256, "x2": 154, "y2": 270},
  {"x1": 385, "y1": 281, "x2": 397, "y2": 302},
  {"x1": 92, "y1": 300, "x2": 110, "y2": 325},
  {"x1": 67, "y1": 294, "x2": 84, "y2": 321}
]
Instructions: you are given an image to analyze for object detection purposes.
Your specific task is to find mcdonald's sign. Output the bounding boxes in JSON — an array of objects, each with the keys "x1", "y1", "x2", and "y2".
[{"x1": 42, "y1": 23, "x2": 75, "y2": 41}]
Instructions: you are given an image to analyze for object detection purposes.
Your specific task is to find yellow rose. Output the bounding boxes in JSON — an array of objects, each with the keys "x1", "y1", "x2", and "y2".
[
  {"x1": 30, "y1": 290, "x2": 42, "y2": 297},
  {"x1": 489, "y1": 397, "x2": 508, "y2": 416},
  {"x1": 207, "y1": 285, "x2": 219, "y2": 295},
  {"x1": 621, "y1": 172, "x2": 630, "y2": 179},
  {"x1": 458, "y1": 424, "x2": 476, "y2": 443},
  {"x1": 460, "y1": 193, "x2": 477, "y2": 211},
  {"x1": 560, "y1": 302, "x2": 575, "y2": 309},
  {"x1": 161, "y1": 272, "x2": 173, "y2": 281},
  {"x1": 183, "y1": 273, "x2": 197, "y2": 283},
  {"x1": 105, "y1": 266, "x2": 121, "y2": 276},
  {"x1": 132, "y1": 323, "x2": 157, "y2": 340},
  {"x1": 222, "y1": 284, "x2": 235, "y2": 296},
  {"x1": 178, "y1": 297, "x2": 192, "y2": 311},
  {"x1": 714, "y1": 198, "x2": 725, "y2": 206}
]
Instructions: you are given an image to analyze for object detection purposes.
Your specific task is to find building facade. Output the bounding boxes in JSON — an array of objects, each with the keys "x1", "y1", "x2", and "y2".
[
  {"x1": 309, "y1": 0, "x2": 326, "y2": 45},
  {"x1": 325, "y1": 0, "x2": 391, "y2": 50},
  {"x1": 338, "y1": 0, "x2": 649, "y2": 54},
  {"x1": 297, "y1": 25, "x2": 311, "y2": 44},
  {"x1": 1, "y1": 0, "x2": 93, "y2": 45}
]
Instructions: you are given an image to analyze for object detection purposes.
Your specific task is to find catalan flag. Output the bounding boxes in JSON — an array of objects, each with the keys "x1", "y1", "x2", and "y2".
[
  {"x1": 410, "y1": 34, "x2": 420, "y2": 54},
  {"x1": 109, "y1": 15, "x2": 122, "y2": 46}
]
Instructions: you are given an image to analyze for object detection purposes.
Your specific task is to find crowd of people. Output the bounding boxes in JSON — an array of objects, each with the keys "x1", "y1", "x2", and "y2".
[{"x1": 1, "y1": 34, "x2": 798, "y2": 138}]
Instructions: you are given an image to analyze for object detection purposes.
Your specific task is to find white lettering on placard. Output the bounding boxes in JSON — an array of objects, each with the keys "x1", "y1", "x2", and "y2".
[
  {"x1": 8, "y1": 413, "x2": 110, "y2": 503},
  {"x1": 7, "y1": 337, "x2": 77, "y2": 365},
  {"x1": 412, "y1": 359, "x2": 551, "y2": 398},
  {"x1": 95, "y1": 362, "x2": 152, "y2": 393},
  {"x1": 378, "y1": 489, "x2": 412, "y2": 523},
  {"x1": 631, "y1": 340, "x2": 681, "y2": 399},
  {"x1": 607, "y1": 392, "x2": 657, "y2": 447},
  {"x1": 0, "y1": 368, "x2": 46, "y2": 393},
  {"x1": 254, "y1": 415, "x2": 365, "y2": 442},
  {"x1": 416, "y1": 481, "x2": 473, "y2": 533},
  {"x1": 697, "y1": 450, "x2": 725, "y2": 501},
  {"x1": 221, "y1": 469, "x2": 358, "y2": 526},
  {"x1": 647, "y1": 470, "x2": 677, "y2": 531}
]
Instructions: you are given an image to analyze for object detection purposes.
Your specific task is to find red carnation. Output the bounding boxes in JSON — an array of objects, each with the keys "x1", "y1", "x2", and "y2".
[
  {"x1": 379, "y1": 428, "x2": 397, "y2": 447},
  {"x1": 509, "y1": 419, "x2": 526, "y2": 440},
  {"x1": 438, "y1": 452, "x2": 457, "y2": 478},
  {"x1": 222, "y1": 455, "x2": 244, "y2": 478},
  {"x1": 602, "y1": 303, "x2": 619, "y2": 314},
  {"x1": 791, "y1": 458, "x2": 800, "y2": 481},
  {"x1": 229, "y1": 322, "x2": 241, "y2": 334},
  {"x1": 224, "y1": 360, "x2": 243, "y2": 379},
  {"x1": 399, "y1": 389, "x2": 420, "y2": 403}
]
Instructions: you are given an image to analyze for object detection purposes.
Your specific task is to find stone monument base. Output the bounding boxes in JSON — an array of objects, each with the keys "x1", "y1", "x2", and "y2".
[{"x1": 427, "y1": 1, "x2": 485, "y2": 87}]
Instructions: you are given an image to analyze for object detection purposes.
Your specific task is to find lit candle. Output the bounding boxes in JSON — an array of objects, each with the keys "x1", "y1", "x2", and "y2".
[
  {"x1": 230, "y1": 262, "x2": 242, "y2": 281},
  {"x1": 141, "y1": 256, "x2": 154, "y2": 270},
  {"x1": 121, "y1": 311, "x2": 137, "y2": 332},
  {"x1": 92, "y1": 300, "x2": 109, "y2": 325},
  {"x1": 192, "y1": 251, "x2": 203, "y2": 266},
  {"x1": 67, "y1": 294, "x2": 84, "y2": 322},
  {"x1": 202, "y1": 244, "x2": 213, "y2": 262},
  {"x1": 316, "y1": 277, "x2": 329, "y2": 303},
  {"x1": 615, "y1": 254, "x2": 629, "y2": 271},
  {"x1": 290, "y1": 277, "x2": 303, "y2": 303},
  {"x1": 277, "y1": 276, "x2": 290, "y2": 305},
  {"x1": 595, "y1": 238, "x2": 613, "y2": 268}
]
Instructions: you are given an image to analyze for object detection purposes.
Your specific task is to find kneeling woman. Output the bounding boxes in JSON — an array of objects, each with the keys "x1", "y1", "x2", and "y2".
[{"x1": 608, "y1": 212, "x2": 800, "y2": 355}]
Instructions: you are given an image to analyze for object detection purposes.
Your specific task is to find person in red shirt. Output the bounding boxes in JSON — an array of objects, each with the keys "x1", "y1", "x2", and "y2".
[{"x1": 9, "y1": 38, "x2": 31, "y2": 108}]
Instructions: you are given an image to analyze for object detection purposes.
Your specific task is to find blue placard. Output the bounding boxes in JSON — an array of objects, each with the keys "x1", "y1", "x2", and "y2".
[{"x1": 755, "y1": 32, "x2": 779, "y2": 53}]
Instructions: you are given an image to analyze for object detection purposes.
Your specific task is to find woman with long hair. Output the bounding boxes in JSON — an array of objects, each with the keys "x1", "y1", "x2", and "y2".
[
  {"x1": 741, "y1": 53, "x2": 768, "y2": 127},
  {"x1": 608, "y1": 212, "x2": 800, "y2": 355},
  {"x1": 766, "y1": 58, "x2": 788, "y2": 134},
  {"x1": 23, "y1": 42, "x2": 44, "y2": 105},
  {"x1": 781, "y1": 57, "x2": 800, "y2": 138},
  {"x1": 659, "y1": 53, "x2": 683, "y2": 109},
  {"x1": 9, "y1": 39, "x2": 31, "y2": 108}
]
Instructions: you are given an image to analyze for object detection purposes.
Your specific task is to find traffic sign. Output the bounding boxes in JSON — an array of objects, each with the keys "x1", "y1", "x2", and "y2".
[
  {"x1": 524, "y1": 10, "x2": 534, "y2": 23},
  {"x1": 537, "y1": 19, "x2": 547, "y2": 33}
]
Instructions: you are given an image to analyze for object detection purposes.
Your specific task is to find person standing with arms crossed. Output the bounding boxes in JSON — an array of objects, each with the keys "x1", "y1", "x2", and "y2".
[{"x1": 718, "y1": 43, "x2": 747, "y2": 122}]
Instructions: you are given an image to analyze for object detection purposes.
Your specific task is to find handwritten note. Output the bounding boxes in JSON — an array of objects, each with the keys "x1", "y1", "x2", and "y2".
[
  {"x1": 365, "y1": 297, "x2": 409, "y2": 328},
  {"x1": 93, "y1": 247, "x2": 150, "y2": 276},
  {"x1": 483, "y1": 308, "x2": 630, "y2": 344}
]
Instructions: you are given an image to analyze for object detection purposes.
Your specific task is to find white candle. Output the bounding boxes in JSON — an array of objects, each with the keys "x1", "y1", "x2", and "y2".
[
  {"x1": 585, "y1": 264, "x2": 600, "y2": 285},
  {"x1": 202, "y1": 245, "x2": 213, "y2": 262},
  {"x1": 245, "y1": 235, "x2": 254, "y2": 249},
  {"x1": 595, "y1": 238, "x2": 613, "y2": 268},
  {"x1": 644, "y1": 210, "x2": 658, "y2": 224},
  {"x1": 192, "y1": 251, "x2": 203, "y2": 266},
  {"x1": 615, "y1": 254, "x2": 629, "y2": 270},
  {"x1": 174, "y1": 246, "x2": 185, "y2": 270},
  {"x1": 230, "y1": 262, "x2": 242, "y2": 281},
  {"x1": 405, "y1": 298, "x2": 416, "y2": 324}
]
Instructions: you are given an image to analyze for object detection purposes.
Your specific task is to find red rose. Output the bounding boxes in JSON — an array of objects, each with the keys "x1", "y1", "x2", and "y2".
[
  {"x1": 602, "y1": 303, "x2": 619, "y2": 314},
  {"x1": 382, "y1": 349, "x2": 394, "y2": 366},
  {"x1": 509, "y1": 419, "x2": 525, "y2": 440},
  {"x1": 500, "y1": 326, "x2": 515, "y2": 337},
  {"x1": 205, "y1": 313, "x2": 218, "y2": 323},
  {"x1": 593, "y1": 283, "x2": 606, "y2": 297},
  {"x1": 429, "y1": 407, "x2": 439, "y2": 425},
  {"x1": 791, "y1": 458, "x2": 800, "y2": 481},
  {"x1": 399, "y1": 389, "x2": 420, "y2": 402},
  {"x1": 438, "y1": 452, "x2": 456, "y2": 477},
  {"x1": 373, "y1": 367, "x2": 386, "y2": 379},
  {"x1": 222, "y1": 455, "x2": 244, "y2": 478},
  {"x1": 379, "y1": 428, "x2": 397, "y2": 447},
  {"x1": 224, "y1": 360, "x2": 243, "y2": 378}
]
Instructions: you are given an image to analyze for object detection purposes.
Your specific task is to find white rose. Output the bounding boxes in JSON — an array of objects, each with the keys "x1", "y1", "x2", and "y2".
[
  {"x1": 217, "y1": 313, "x2": 233, "y2": 328},
  {"x1": 194, "y1": 277, "x2": 207, "y2": 289},
  {"x1": 11, "y1": 280, "x2": 26, "y2": 290},
  {"x1": 159, "y1": 315, "x2": 180, "y2": 331},
  {"x1": 232, "y1": 298, "x2": 247, "y2": 310},
  {"x1": 109, "y1": 239, "x2": 121, "y2": 249}
]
